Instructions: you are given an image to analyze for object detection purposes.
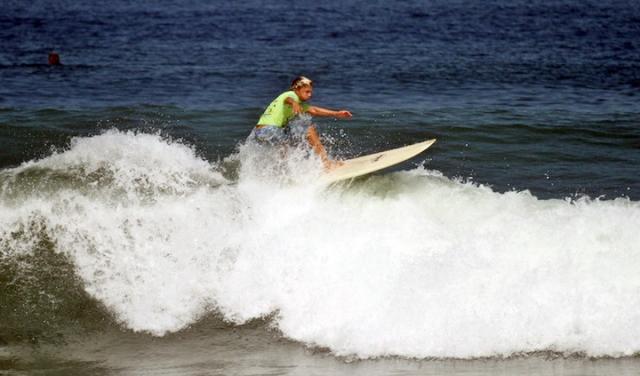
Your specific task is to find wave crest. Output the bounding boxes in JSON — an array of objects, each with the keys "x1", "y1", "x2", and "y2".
[{"x1": 1, "y1": 131, "x2": 640, "y2": 359}]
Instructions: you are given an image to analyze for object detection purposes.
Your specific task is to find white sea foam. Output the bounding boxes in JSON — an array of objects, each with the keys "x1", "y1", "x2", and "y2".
[{"x1": 1, "y1": 130, "x2": 640, "y2": 359}]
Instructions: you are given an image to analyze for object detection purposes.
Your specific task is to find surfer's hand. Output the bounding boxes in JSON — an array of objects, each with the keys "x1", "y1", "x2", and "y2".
[
  {"x1": 336, "y1": 110, "x2": 352, "y2": 118},
  {"x1": 291, "y1": 101, "x2": 303, "y2": 114}
]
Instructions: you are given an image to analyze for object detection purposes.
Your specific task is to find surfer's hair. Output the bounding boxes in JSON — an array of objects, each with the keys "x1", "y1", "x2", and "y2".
[{"x1": 290, "y1": 76, "x2": 313, "y2": 90}]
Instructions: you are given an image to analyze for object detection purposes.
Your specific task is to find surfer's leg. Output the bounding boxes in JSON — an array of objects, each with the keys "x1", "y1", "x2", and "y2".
[
  {"x1": 306, "y1": 126, "x2": 342, "y2": 170},
  {"x1": 306, "y1": 126, "x2": 327, "y2": 160}
]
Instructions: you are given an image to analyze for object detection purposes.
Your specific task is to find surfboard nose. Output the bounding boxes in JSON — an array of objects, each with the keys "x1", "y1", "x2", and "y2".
[{"x1": 323, "y1": 139, "x2": 436, "y2": 184}]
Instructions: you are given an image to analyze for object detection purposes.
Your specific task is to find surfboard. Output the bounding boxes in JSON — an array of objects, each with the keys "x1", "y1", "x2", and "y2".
[{"x1": 323, "y1": 139, "x2": 436, "y2": 184}]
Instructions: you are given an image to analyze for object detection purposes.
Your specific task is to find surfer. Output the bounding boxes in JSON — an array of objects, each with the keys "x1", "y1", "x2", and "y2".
[{"x1": 250, "y1": 76, "x2": 352, "y2": 169}]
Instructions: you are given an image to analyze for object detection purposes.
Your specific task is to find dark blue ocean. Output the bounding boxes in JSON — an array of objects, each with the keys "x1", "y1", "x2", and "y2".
[
  {"x1": 2, "y1": 0, "x2": 639, "y2": 197},
  {"x1": 1, "y1": 1, "x2": 640, "y2": 374}
]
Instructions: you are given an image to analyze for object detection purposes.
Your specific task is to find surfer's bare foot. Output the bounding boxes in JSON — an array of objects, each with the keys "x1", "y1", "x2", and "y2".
[{"x1": 323, "y1": 159, "x2": 344, "y2": 171}]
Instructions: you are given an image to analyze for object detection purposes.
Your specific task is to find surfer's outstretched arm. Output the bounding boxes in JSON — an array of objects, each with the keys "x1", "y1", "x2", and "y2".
[{"x1": 307, "y1": 106, "x2": 352, "y2": 119}]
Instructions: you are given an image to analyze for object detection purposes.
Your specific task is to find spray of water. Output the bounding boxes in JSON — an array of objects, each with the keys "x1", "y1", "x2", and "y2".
[{"x1": 1, "y1": 130, "x2": 639, "y2": 359}]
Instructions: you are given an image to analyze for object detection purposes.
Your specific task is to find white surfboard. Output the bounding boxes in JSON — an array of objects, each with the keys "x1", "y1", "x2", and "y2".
[{"x1": 323, "y1": 139, "x2": 436, "y2": 184}]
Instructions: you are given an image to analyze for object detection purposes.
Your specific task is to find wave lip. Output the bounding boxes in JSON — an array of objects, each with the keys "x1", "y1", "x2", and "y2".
[
  {"x1": 1, "y1": 132, "x2": 640, "y2": 359},
  {"x1": 206, "y1": 169, "x2": 640, "y2": 359}
]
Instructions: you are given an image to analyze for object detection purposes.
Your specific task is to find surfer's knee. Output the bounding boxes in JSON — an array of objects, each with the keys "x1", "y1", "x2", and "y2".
[{"x1": 306, "y1": 126, "x2": 320, "y2": 140}]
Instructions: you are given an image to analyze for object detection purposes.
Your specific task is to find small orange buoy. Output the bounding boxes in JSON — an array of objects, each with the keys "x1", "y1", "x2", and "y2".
[{"x1": 48, "y1": 51, "x2": 61, "y2": 65}]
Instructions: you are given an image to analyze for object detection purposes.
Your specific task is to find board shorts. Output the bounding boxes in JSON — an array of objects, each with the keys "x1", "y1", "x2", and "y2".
[
  {"x1": 249, "y1": 124, "x2": 312, "y2": 146},
  {"x1": 249, "y1": 125, "x2": 290, "y2": 145}
]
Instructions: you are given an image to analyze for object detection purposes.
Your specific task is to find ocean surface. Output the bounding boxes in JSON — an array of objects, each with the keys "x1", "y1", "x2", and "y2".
[{"x1": 1, "y1": 0, "x2": 640, "y2": 374}]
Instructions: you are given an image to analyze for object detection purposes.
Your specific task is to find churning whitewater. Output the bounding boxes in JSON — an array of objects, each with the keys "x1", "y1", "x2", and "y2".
[{"x1": 1, "y1": 131, "x2": 640, "y2": 359}]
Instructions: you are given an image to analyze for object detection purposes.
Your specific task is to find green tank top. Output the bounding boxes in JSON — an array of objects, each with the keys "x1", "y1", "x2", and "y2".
[{"x1": 257, "y1": 91, "x2": 309, "y2": 128}]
